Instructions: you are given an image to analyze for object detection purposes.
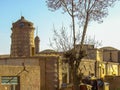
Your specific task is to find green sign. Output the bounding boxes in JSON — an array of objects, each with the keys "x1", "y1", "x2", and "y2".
[{"x1": 1, "y1": 76, "x2": 19, "y2": 85}]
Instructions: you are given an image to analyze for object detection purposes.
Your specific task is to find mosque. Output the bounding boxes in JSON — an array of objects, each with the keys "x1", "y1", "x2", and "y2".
[
  {"x1": 0, "y1": 16, "x2": 120, "y2": 90},
  {"x1": 0, "y1": 16, "x2": 60, "y2": 90}
]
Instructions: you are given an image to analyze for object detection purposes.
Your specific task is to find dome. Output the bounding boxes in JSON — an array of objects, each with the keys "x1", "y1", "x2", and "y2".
[
  {"x1": 40, "y1": 49, "x2": 57, "y2": 54},
  {"x1": 12, "y1": 16, "x2": 33, "y2": 27},
  {"x1": 16, "y1": 16, "x2": 32, "y2": 23},
  {"x1": 100, "y1": 46, "x2": 118, "y2": 51}
]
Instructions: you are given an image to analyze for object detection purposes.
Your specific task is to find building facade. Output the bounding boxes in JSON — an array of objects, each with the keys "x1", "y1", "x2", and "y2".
[{"x1": 0, "y1": 16, "x2": 120, "y2": 90}]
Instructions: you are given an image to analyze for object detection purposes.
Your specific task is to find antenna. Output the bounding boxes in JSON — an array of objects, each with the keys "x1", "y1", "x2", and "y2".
[
  {"x1": 20, "y1": 11, "x2": 23, "y2": 17},
  {"x1": 36, "y1": 26, "x2": 38, "y2": 36}
]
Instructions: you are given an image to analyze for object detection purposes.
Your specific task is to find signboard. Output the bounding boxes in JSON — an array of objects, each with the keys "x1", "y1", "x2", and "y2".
[{"x1": 1, "y1": 76, "x2": 19, "y2": 85}]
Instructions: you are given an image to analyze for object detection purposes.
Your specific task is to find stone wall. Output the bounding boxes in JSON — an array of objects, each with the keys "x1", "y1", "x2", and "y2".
[
  {"x1": 0, "y1": 65, "x2": 40, "y2": 90},
  {"x1": 105, "y1": 76, "x2": 120, "y2": 90},
  {"x1": 79, "y1": 59, "x2": 96, "y2": 76},
  {"x1": 0, "y1": 55, "x2": 60, "y2": 90}
]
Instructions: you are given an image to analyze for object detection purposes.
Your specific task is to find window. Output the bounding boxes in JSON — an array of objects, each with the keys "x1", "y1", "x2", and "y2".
[{"x1": 19, "y1": 22, "x2": 24, "y2": 28}]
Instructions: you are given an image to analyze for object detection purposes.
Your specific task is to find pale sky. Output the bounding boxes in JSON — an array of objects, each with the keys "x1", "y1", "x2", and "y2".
[{"x1": 0, "y1": 0, "x2": 120, "y2": 54}]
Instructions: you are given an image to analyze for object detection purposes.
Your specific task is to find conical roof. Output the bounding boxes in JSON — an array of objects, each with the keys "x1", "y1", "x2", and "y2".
[{"x1": 35, "y1": 36, "x2": 40, "y2": 41}]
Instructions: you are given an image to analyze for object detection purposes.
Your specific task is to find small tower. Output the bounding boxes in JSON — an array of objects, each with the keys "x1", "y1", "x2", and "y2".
[
  {"x1": 34, "y1": 28, "x2": 40, "y2": 54},
  {"x1": 35, "y1": 36, "x2": 40, "y2": 54},
  {"x1": 10, "y1": 16, "x2": 35, "y2": 57}
]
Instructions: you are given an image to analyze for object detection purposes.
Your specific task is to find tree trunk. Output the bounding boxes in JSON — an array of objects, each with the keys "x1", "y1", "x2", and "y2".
[
  {"x1": 71, "y1": 0, "x2": 76, "y2": 51},
  {"x1": 80, "y1": 12, "x2": 89, "y2": 51},
  {"x1": 72, "y1": 66, "x2": 80, "y2": 90}
]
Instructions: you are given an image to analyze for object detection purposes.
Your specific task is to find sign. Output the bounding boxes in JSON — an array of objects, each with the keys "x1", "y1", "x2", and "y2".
[{"x1": 1, "y1": 76, "x2": 19, "y2": 85}]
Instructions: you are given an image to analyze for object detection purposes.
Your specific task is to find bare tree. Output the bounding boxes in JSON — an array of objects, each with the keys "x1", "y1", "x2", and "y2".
[
  {"x1": 46, "y1": 0, "x2": 118, "y2": 90},
  {"x1": 49, "y1": 25, "x2": 102, "y2": 51},
  {"x1": 49, "y1": 25, "x2": 73, "y2": 52},
  {"x1": 49, "y1": 25, "x2": 102, "y2": 89}
]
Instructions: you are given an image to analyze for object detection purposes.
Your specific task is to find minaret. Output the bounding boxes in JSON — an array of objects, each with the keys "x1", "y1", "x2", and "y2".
[
  {"x1": 10, "y1": 16, "x2": 35, "y2": 57},
  {"x1": 34, "y1": 28, "x2": 40, "y2": 54}
]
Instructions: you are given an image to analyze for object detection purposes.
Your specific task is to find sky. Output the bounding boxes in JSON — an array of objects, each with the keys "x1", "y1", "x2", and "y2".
[{"x1": 0, "y1": 0, "x2": 120, "y2": 54}]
